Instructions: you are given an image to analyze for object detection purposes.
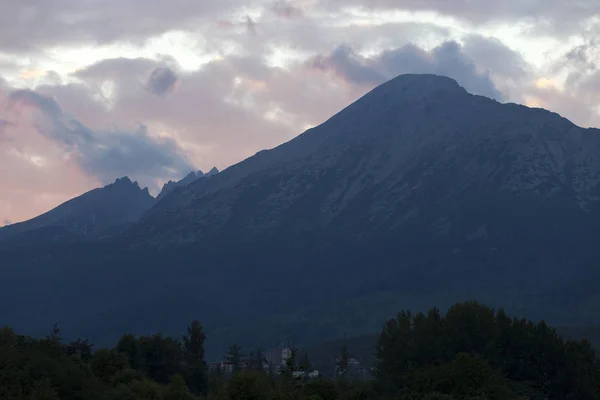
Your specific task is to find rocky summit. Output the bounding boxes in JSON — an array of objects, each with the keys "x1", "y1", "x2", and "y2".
[
  {"x1": 156, "y1": 167, "x2": 220, "y2": 201},
  {"x1": 1, "y1": 74, "x2": 600, "y2": 357},
  {"x1": 0, "y1": 177, "x2": 155, "y2": 246}
]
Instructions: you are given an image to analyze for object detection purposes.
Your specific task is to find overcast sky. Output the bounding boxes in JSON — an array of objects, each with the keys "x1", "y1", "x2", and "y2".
[{"x1": 1, "y1": 0, "x2": 599, "y2": 225}]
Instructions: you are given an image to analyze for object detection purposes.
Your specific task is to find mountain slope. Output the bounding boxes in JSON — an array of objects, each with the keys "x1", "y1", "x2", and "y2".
[
  {"x1": 135, "y1": 73, "x2": 600, "y2": 247},
  {"x1": 0, "y1": 177, "x2": 155, "y2": 245},
  {"x1": 156, "y1": 168, "x2": 220, "y2": 201},
  {"x1": 1, "y1": 74, "x2": 600, "y2": 357}
]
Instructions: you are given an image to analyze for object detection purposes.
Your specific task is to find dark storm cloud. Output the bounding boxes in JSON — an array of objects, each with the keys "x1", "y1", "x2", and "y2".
[
  {"x1": 5, "y1": 89, "x2": 192, "y2": 187},
  {"x1": 308, "y1": 41, "x2": 503, "y2": 101},
  {"x1": 148, "y1": 67, "x2": 179, "y2": 97}
]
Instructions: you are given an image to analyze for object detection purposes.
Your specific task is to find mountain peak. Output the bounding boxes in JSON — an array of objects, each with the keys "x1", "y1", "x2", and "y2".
[
  {"x1": 108, "y1": 176, "x2": 150, "y2": 193},
  {"x1": 0, "y1": 174, "x2": 155, "y2": 244},
  {"x1": 359, "y1": 73, "x2": 468, "y2": 107},
  {"x1": 388, "y1": 73, "x2": 462, "y2": 89},
  {"x1": 112, "y1": 176, "x2": 136, "y2": 186},
  {"x1": 114, "y1": 176, "x2": 132, "y2": 184},
  {"x1": 206, "y1": 167, "x2": 219, "y2": 176},
  {"x1": 156, "y1": 168, "x2": 219, "y2": 201}
]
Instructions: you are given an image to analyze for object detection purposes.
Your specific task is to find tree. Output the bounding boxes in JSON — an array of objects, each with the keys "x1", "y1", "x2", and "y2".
[
  {"x1": 182, "y1": 320, "x2": 207, "y2": 394},
  {"x1": 336, "y1": 343, "x2": 350, "y2": 378},
  {"x1": 225, "y1": 344, "x2": 246, "y2": 372},
  {"x1": 226, "y1": 370, "x2": 270, "y2": 400},
  {"x1": 403, "y1": 353, "x2": 513, "y2": 400},
  {"x1": 163, "y1": 374, "x2": 196, "y2": 400},
  {"x1": 91, "y1": 349, "x2": 129, "y2": 383},
  {"x1": 48, "y1": 322, "x2": 61, "y2": 343},
  {"x1": 130, "y1": 379, "x2": 163, "y2": 400},
  {"x1": 299, "y1": 351, "x2": 312, "y2": 374},
  {"x1": 139, "y1": 333, "x2": 183, "y2": 384},
  {"x1": 247, "y1": 349, "x2": 266, "y2": 372},
  {"x1": 283, "y1": 336, "x2": 299, "y2": 378},
  {"x1": 28, "y1": 379, "x2": 60, "y2": 400},
  {"x1": 65, "y1": 338, "x2": 93, "y2": 362},
  {"x1": 116, "y1": 334, "x2": 142, "y2": 370},
  {"x1": 374, "y1": 310, "x2": 413, "y2": 390}
]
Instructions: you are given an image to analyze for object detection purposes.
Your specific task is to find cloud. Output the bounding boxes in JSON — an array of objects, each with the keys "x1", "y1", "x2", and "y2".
[
  {"x1": 309, "y1": 45, "x2": 387, "y2": 85},
  {"x1": 246, "y1": 16, "x2": 258, "y2": 36},
  {"x1": 318, "y1": 0, "x2": 600, "y2": 35},
  {"x1": 270, "y1": 0, "x2": 304, "y2": 18},
  {"x1": 0, "y1": 0, "x2": 597, "y2": 59},
  {"x1": 4, "y1": 89, "x2": 193, "y2": 188},
  {"x1": 0, "y1": 119, "x2": 14, "y2": 138},
  {"x1": 308, "y1": 41, "x2": 504, "y2": 101},
  {"x1": 0, "y1": 0, "x2": 249, "y2": 52},
  {"x1": 0, "y1": 50, "x2": 365, "y2": 224},
  {"x1": 2, "y1": 0, "x2": 600, "y2": 227},
  {"x1": 462, "y1": 35, "x2": 530, "y2": 81},
  {"x1": 148, "y1": 67, "x2": 179, "y2": 97}
]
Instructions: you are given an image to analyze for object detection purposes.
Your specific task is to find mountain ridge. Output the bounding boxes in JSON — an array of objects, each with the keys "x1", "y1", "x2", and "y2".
[
  {"x1": 132, "y1": 73, "x2": 600, "y2": 247},
  {"x1": 0, "y1": 176, "x2": 155, "y2": 245},
  {"x1": 1, "y1": 73, "x2": 600, "y2": 357},
  {"x1": 156, "y1": 167, "x2": 220, "y2": 201}
]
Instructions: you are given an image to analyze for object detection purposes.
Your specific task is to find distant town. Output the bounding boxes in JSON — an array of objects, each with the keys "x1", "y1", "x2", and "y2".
[{"x1": 208, "y1": 344, "x2": 370, "y2": 379}]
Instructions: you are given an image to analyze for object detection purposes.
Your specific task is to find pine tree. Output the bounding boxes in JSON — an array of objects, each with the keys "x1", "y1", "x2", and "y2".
[
  {"x1": 163, "y1": 374, "x2": 196, "y2": 400},
  {"x1": 336, "y1": 343, "x2": 350, "y2": 378},
  {"x1": 182, "y1": 320, "x2": 207, "y2": 394},
  {"x1": 45, "y1": 322, "x2": 62, "y2": 345},
  {"x1": 225, "y1": 344, "x2": 246, "y2": 372},
  {"x1": 116, "y1": 334, "x2": 142, "y2": 370},
  {"x1": 282, "y1": 335, "x2": 299, "y2": 379},
  {"x1": 66, "y1": 338, "x2": 93, "y2": 362},
  {"x1": 299, "y1": 352, "x2": 311, "y2": 373},
  {"x1": 247, "y1": 348, "x2": 266, "y2": 372}
]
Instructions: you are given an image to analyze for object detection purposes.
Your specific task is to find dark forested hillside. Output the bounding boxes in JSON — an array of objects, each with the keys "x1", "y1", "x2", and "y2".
[
  {"x1": 2, "y1": 302, "x2": 599, "y2": 399},
  {"x1": 1, "y1": 74, "x2": 600, "y2": 357}
]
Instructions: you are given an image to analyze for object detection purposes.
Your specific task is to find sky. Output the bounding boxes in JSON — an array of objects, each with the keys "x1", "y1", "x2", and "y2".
[{"x1": 1, "y1": 0, "x2": 600, "y2": 225}]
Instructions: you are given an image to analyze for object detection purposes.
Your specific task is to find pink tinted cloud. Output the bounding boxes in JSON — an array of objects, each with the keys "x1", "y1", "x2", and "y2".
[
  {"x1": 0, "y1": 53, "x2": 369, "y2": 224},
  {"x1": 0, "y1": 94, "x2": 98, "y2": 224},
  {"x1": 0, "y1": 67, "x2": 195, "y2": 224},
  {"x1": 3, "y1": 28, "x2": 599, "y2": 226}
]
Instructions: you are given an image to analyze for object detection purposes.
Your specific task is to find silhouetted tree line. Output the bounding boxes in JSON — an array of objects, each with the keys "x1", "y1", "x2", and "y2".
[{"x1": 1, "y1": 301, "x2": 599, "y2": 399}]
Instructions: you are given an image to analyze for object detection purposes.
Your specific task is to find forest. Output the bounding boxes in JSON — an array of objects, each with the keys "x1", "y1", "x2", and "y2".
[{"x1": 1, "y1": 301, "x2": 599, "y2": 400}]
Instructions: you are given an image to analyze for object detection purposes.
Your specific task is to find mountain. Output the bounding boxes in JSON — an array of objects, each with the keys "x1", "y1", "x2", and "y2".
[
  {"x1": 1, "y1": 74, "x2": 600, "y2": 358},
  {"x1": 0, "y1": 177, "x2": 155, "y2": 246},
  {"x1": 205, "y1": 166, "x2": 219, "y2": 176},
  {"x1": 156, "y1": 168, "x2": 219, "y2": 201},
  {"x1": 134, "y1": 73, "x2": 599, "y2": 251}
]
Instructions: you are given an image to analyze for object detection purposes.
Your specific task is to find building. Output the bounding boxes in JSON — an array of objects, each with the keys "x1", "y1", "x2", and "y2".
[
  {"x1": 208, "y1": 361, "x2": 234, "y2": 374},
  {"x1": 265, "y1": 347, "x2": 284, "y2": 367}
]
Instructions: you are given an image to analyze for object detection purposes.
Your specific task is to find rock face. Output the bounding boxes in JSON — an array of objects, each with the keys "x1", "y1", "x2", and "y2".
[
  {"x1": 0, "y1": 177, "x2": 155, "y2": 245},
  {"x1": 2, "y1": 74, "x2": 600, "y2": 356},
  {"x1": 156, "y1": 168, "x2": 220, "y2": 201}
]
